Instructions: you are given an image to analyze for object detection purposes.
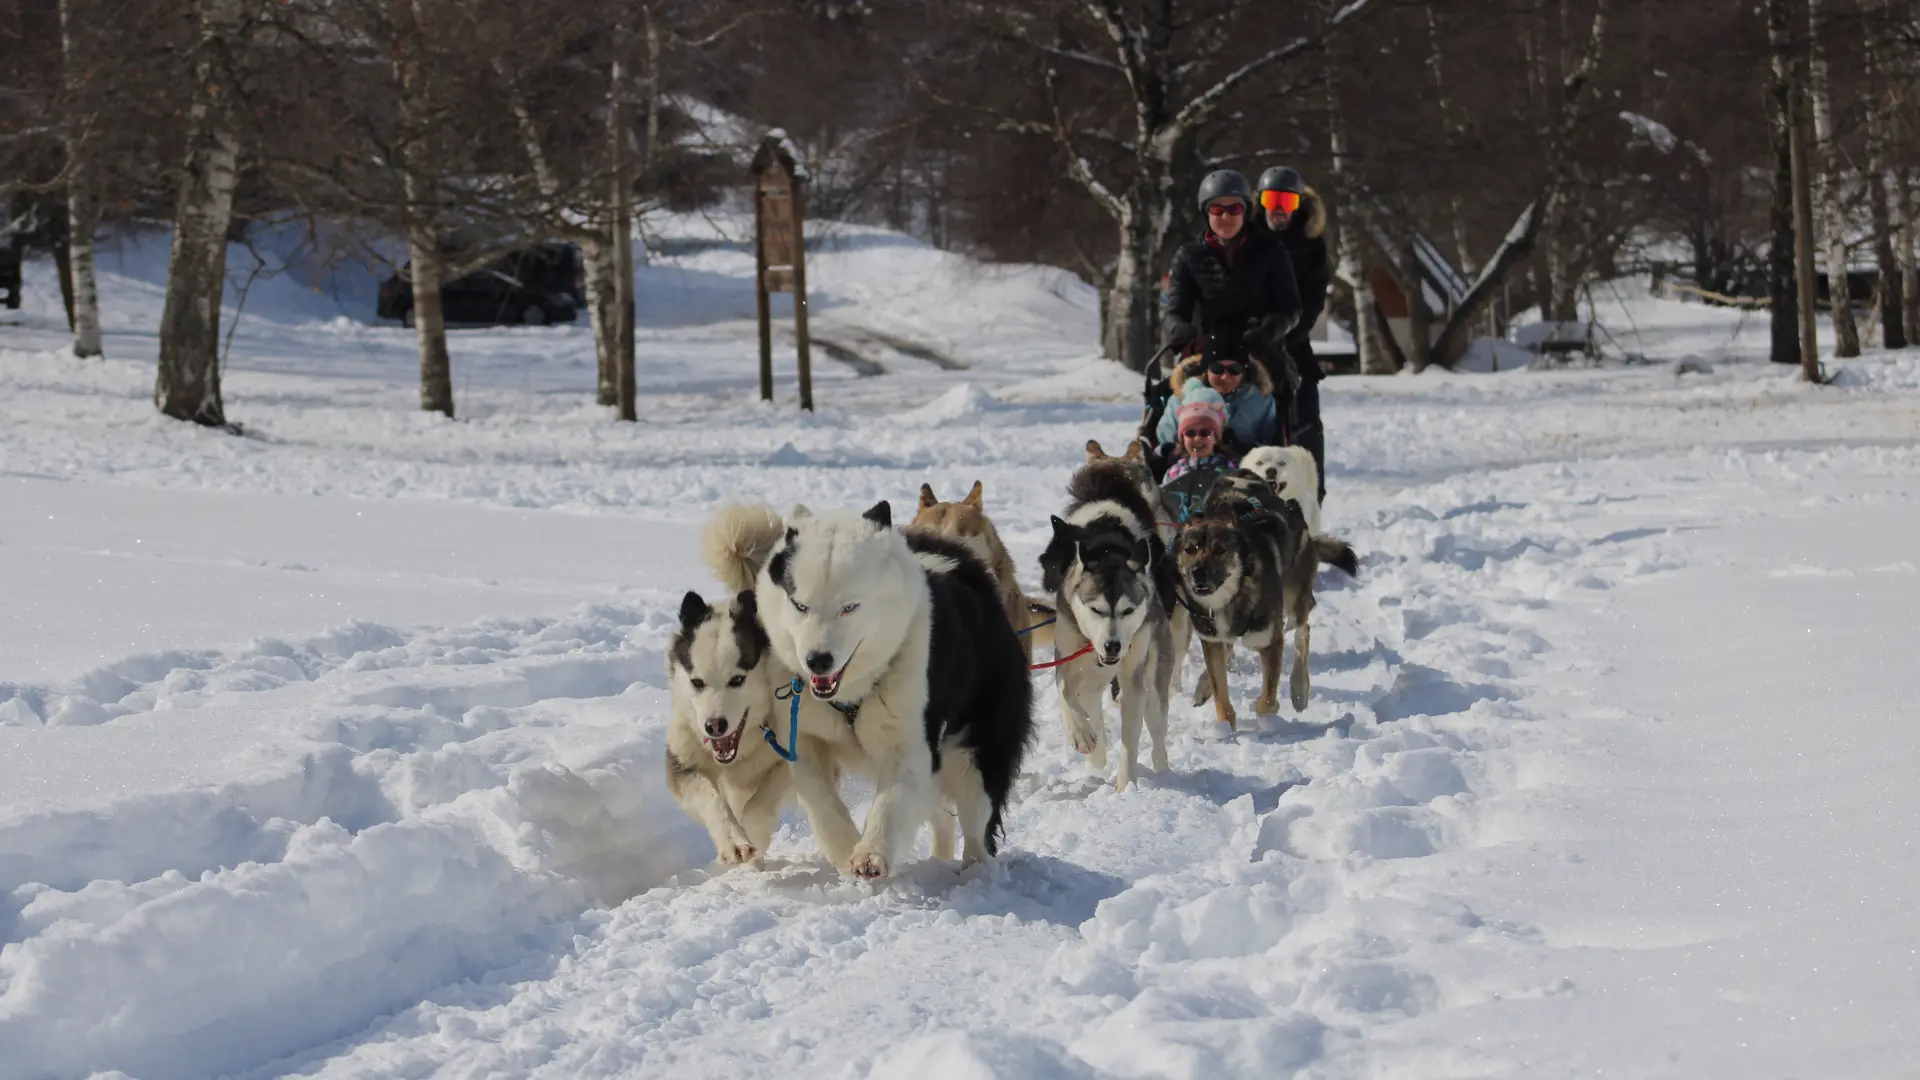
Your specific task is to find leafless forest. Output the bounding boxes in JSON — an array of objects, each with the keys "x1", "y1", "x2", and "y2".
[{"x1": 3, "y1": 0, "x2": 1916, "y2": 421}]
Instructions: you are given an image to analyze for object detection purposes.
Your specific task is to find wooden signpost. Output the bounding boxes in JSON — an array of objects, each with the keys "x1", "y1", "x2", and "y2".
[{"x1": 752, "y1": 132, "x2": 814, "y2": 410}]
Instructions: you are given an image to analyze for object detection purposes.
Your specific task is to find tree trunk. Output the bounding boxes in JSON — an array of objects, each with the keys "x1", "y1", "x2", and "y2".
[
  {"x1": 642, "y1": 4, "x2": 661, "y2": 177},
  {"x1": 1101, "y1": 207, "x2": 1159, "y2": 371},
  {"x1": 406, "y1": 224, "x2": 454, "y2": 417},
  {"x1": 1325, "y1": 28, "x2": 1387, "y2": 376},
  {"x1": 1901, "y1": 168, "x2": 1920, "y2": 342},
  {"x1": 503, "y1": 75, "x2": 619, "y2": 402},
  {"x1": 1791, "y1": 80, "x2": 1824, "y2": 383},
  {"x1": 1864, "y1": 14, "x2": 1905, "y2": 348},
  {"x1": 395, "y1": 0, "x2": 452, "y2": 417},
  {"x1": 1765, "y1": 0, "x2": 1802, "y2": 365},
  {"x1": 155, "y1": 0, "x2": 242, "y2": 427},
  {"x1": 582, "y1": 233, "x2": 619, "y2": 405},
  {"x1": 1808, "y1": 0, "x2": 1859, "y2": 356},
  {"x1": 611, "y1": 46, "x2": 637, "y2": 421},
  {"x1": 59, "y1": 0, "x2": 102, "y2": 358},
  {"x1": 51, "y1": 221, "x2": 75, "y2": 331}
]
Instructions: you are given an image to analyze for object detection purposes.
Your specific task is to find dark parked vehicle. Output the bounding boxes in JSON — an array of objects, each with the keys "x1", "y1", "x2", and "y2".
[{"x1": 378, "y1": 243, "x2": 585, "y2": 327}]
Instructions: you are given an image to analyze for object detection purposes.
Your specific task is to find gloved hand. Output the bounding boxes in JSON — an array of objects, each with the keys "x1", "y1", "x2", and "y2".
[{"x1": 1163, "y1": 320, "x2": 1198, "y2": 352}]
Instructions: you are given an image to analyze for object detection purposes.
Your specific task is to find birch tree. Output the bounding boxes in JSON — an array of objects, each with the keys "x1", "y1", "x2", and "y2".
[
  {"x1": 1808, "y1": 0, "x2": 1861, "y2": 356},
  {"x1": 155, "y1": 0, "x2": 249, "y2": 427},
  {"x1": 58, "y1": 0, "x2": 102, "y2": 358}
]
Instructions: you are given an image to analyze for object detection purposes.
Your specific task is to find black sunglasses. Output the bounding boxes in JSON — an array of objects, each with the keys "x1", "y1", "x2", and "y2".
[{"x1": 1209, "y1": 363, "x2": 1244, "y2": 376}]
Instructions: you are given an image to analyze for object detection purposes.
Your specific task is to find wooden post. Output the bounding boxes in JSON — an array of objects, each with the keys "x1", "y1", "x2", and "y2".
[
  {"x1": 750, "y1": 131, "x2": 813, "y2": 409},
  {"x1": 1790, "y1": 81, "x2": 1823, "y2": 383},
  {"x1": 791, "y1": 178, "x2": 813, "y2": 412}
]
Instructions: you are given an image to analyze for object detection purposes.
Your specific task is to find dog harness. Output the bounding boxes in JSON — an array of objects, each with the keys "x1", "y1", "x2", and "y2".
[{"x1": 767, "y1": 676, "x2": 865, "y2": 763}]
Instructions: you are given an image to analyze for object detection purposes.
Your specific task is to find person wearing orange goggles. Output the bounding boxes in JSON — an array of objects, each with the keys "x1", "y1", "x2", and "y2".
[{"x1": 1256, "y1": 166, "x2": 1330, "y2": 505}]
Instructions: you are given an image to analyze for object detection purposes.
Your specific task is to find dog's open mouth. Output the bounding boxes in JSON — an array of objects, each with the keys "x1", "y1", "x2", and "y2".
[
  {"x1": 704, "y1": 724, "x2": 745, "y2": 764},
  {"x1": 809, "y1": 644, "x2": 859, "y2": 700}
]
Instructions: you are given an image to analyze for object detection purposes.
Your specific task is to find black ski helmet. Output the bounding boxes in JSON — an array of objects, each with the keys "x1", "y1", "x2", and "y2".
[
  {"x1": 1257, "y1": 166, "x2": 1305, "y2": 195},
  {"x1": 1195, "y1": 169, "x2": 1254, "y2": 212}
]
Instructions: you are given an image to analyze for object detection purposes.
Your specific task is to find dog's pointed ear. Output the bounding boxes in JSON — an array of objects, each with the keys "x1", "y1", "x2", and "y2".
[
  {"x1": 679, "y1": 590, "x2": 711, "y2": 627},
  {"x1": 789, "y1": 504, "x2": 813, "y2": 520},
  {"x1": 1039, "y1": 516, "x2": 1079, "y2": 594},
  {"x1": 918, "y1": 483, "x2": 938, "y2": 509},
  {"x1": 863, "y1": 500, "x2": 892, "y2": 530},
  {"x1": 1127, "y1": 536, "x2": 1150, "y2": 572},
  {"x1": 1085, "y1": 439, "x2": 1105, "y2": 462},
  {"x1": 1124, "y1": 439, "x2": 1145, "y2": 462},
  {"x1": 963, "y1": 480, "x2": 984, "y2": 508}
]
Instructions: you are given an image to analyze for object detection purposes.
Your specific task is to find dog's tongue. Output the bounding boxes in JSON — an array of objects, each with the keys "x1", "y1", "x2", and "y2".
[{"x1": 810, "y1": 674, "x2": 838, "y2": 696}]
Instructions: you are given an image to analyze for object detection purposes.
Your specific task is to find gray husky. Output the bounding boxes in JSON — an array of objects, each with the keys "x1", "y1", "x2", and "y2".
[{"x1": 1039, "y1": 460, "x2": 1176, "y2": 792}]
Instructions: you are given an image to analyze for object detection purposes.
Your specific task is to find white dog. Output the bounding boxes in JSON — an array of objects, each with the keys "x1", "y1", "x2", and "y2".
[
  {"x1": 664, "y1": 589, "x2": 792, "y2": 869},
  {"x1": 705, "y1": 501, "x2": 1034, "y2": 880},
  {"x1": 1238, "y1": 445, "x2": 1322, "y2": 534}
]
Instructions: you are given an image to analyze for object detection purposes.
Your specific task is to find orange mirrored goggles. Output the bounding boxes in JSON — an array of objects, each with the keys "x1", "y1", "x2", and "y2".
[{"x1": 1260, "y1": 189, "x2": 1301, "y2": 213}]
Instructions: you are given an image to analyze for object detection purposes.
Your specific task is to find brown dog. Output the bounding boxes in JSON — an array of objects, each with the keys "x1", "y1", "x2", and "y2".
[
  {"x1": 909, "y1": 480, "x2": 1054, "y2": 660},
  {"x1": 1171, "y1": 481, "x2": 1357, "y2": 726}
]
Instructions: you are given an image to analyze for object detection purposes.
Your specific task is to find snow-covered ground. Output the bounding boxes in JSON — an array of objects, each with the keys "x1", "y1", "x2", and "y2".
[{"x1": 2, "y1": 217, "x2": 1917, "y2": 1079}]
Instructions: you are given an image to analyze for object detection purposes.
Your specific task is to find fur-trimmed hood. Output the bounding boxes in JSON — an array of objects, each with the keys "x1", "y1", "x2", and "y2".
[
  {"x1": 1167, "y1": 352, "x2": 1276, "y2": 399},
  {"x1": 1294, "y1": 186, "x2": 1326, "y2": 241}
]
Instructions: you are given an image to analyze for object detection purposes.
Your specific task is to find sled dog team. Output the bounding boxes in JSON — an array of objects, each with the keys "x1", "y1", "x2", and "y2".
[{"x1": 665, "y1": 440, "x2": 1356, "y2": 881}]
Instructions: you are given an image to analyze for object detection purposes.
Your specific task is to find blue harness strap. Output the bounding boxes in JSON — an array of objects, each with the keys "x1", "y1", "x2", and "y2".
[
  {"x1": 765, "y1": 677, "x2": 801, "y2": 762},
  {"x1": 1017, "y1": 615, "x2": 1057, "y2": 636}
]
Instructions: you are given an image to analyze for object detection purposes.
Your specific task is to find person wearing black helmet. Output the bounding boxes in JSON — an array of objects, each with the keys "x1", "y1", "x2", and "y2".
[
  {"x1": 1256, "y1": 165, "x2": 1330, "y2": 503},
  {"x1": 1159, "y1": 169, "x2": 1302, "y2": 408}
]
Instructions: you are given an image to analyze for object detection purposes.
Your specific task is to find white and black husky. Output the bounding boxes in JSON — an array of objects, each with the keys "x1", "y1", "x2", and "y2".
[
  {"x1": 1039, "y1": 461, "x2": 1176, "y2": 792},
  {"x1": 704, "y1": 501, "x2": 1034, "y2": 880},
  {"x1": 664, "y1": 589, "x2": 792, "y2": 869}
]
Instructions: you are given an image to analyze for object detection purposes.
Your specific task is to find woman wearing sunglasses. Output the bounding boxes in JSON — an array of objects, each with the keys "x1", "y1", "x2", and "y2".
[
  {"x1": 1159, "y1": 169, "x2": 1303, "y2": 399},
  {"x1": 1257, "y1": 166, "x2": 1331, "y2": 504}
]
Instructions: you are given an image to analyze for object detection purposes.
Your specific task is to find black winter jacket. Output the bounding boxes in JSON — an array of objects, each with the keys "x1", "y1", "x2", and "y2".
[
  {"x1": 1258, "y1": 187, "x2": 1331, "y2": 383},
  {"x1": 1161, "y1": 227, "x2": 1301, "y2": 389}
]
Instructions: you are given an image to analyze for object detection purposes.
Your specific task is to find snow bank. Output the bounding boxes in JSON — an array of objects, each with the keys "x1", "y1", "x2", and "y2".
[{"x1": 0, "y1": 604, "x2": 710, "y2": 1080}]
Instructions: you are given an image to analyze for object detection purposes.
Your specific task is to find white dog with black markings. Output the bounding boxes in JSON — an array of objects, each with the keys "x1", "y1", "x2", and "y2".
[
  {"x1": 664, "y1": 588, "x2": 792, "y2": 869},
  {"x1": 704, "y1": 501, "x2": 1035, "y2": 881}
]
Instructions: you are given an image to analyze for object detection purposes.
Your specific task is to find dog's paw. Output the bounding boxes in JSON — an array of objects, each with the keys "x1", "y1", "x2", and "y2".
[
  {"x1": 1191, "y1": 681, "x2": 1213, "y2": 707},
  {"x1": 718, "y1": 839, "x2": 759, "y2": 866},
  {"x1": 847, "y1": 847, "x2": 890, "y2": 881},
  {"x1": 1289, "y1": 668, "x2": 1310, "y2": 712},
  {"x1": 1151, "y1": 747, "x2": 1170, "y2": 772},
  {"x1": 1253, "y1": 692, "x2": 1278, "y2": 715},
  {"x1": 1065, "y1": 715, "x2": 1101, "y2": 758}
]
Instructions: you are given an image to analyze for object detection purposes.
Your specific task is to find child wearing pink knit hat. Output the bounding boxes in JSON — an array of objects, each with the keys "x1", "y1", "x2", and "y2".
[{"x1": 1164, "y1": 386, "x2": 1237, "y2": 483}]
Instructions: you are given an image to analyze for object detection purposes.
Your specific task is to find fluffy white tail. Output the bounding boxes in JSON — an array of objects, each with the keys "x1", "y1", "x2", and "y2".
[{"x1": 702, "y1": 504, "x2": 784, "y2": 593}]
